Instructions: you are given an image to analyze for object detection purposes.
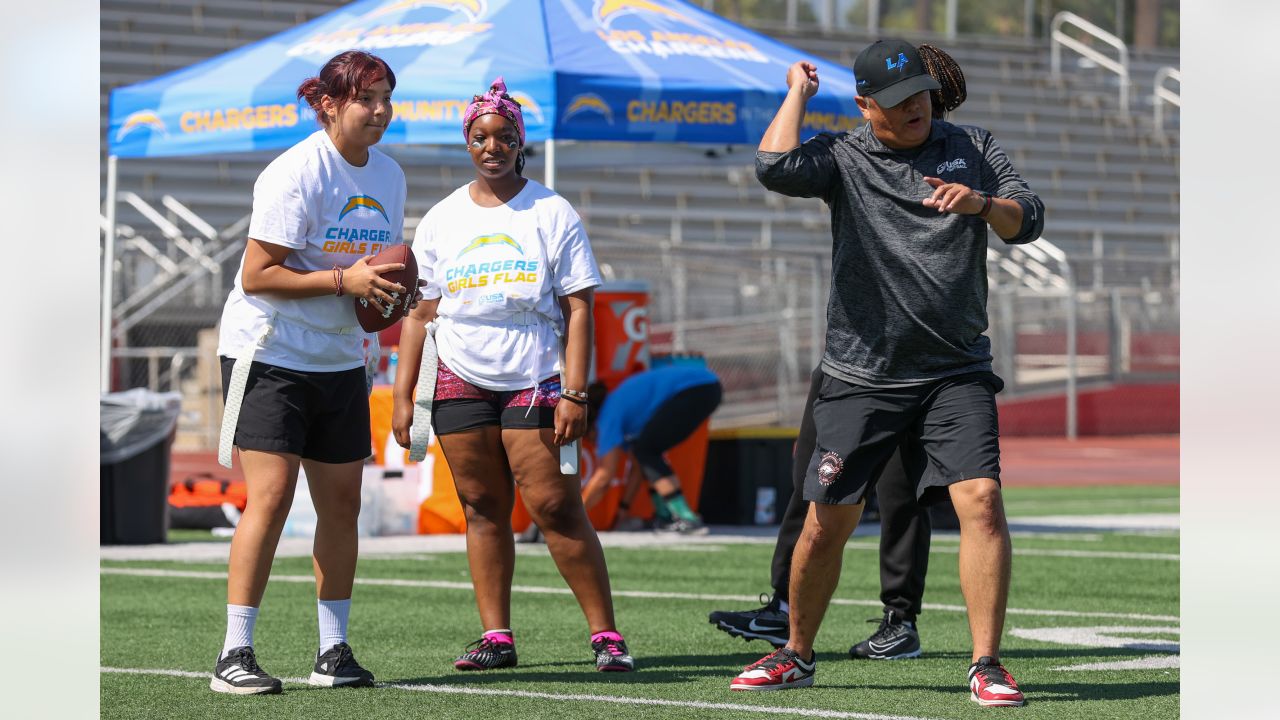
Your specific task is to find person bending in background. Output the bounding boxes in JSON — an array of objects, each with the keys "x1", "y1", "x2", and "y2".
[
  {"x1": 392, "y1": 78, "x2": 634, "y2": 674},
  {"x1": 580, "y1": 364, "x2": 723, "y2": 534},
  {"x1": 212, "y1": 51, "x2": 408, "y2": 695},
  {"x1": 710, "y1": 43, "x2": 969, "y2": 664},
  {"x1": 730, "y1": 39, "x2": 1043, "y2": 708}
]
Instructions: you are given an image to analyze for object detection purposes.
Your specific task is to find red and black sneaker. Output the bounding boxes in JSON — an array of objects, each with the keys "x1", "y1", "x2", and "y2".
[
  {"x1": 968, "y1": 656, "x2": 1025, "y2": 707},
  {"x1": 730, "y1": 647, "x2": 816, "y2": 691}
]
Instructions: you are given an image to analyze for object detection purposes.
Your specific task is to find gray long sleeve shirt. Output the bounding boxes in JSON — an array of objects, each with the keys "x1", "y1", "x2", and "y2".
[{"x1": 756, "y1": 120, "x2": 1045, "y2": 387}]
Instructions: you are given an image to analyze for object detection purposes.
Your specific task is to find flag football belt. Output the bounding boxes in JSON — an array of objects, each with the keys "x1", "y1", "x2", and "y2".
[
  {"x1": 407, "y1": 311, "x2": 578, "y2": 474},
  {"x1": 217, "y1": 313, "x2": 360, "y2": 469}
]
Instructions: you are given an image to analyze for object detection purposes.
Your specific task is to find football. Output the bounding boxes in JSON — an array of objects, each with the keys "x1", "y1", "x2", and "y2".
[{"x1": 352, "y1": 244, "x2": 419, "y2": 333}]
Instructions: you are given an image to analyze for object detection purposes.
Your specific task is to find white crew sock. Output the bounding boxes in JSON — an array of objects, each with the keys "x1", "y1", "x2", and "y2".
[
  {"x1": 222, "y1": 604, "x2": 259, "y2": 659},
  {"x1": 318, "y1": 598, "x2": 352, "y2": 654}
]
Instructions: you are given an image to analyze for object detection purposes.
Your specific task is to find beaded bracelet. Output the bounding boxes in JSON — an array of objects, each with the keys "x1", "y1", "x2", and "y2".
[{"x1": 562, "y1": 388, "x2": 589, "y2": 401}]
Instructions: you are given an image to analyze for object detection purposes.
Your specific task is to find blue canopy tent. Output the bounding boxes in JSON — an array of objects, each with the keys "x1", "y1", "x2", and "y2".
[{"x1": 103, "y1": 0, "x2": 864, "y2": 389}]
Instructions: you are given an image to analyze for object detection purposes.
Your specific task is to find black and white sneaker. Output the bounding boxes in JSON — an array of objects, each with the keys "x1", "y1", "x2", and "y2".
[
  {"x1": 849, "y1": 610, "x2": 922, "y2": 660},
  {"x1": 210, "y1": 646, "x2": 282, "y2": 695},
  {"x1": 709, "y1": 593, "x2": 789, "y2": 647},
  {"x1": 454, "y1": 635, "x2": 518, "y2": 671},
  {"x1": 309, "y1": 642, "x2": 375, "y2": 687},
  {"x1": 591, "y1": 633, "x2": 636, "y2": 672},
  {"x1": 657, "y1": 517, "x2": 709, "y2": 535}
]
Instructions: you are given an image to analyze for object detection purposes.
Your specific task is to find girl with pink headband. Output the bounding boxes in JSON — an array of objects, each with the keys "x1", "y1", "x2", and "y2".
[{"x1": 393, "y1": 77, "x2": 635, "y2": 673}]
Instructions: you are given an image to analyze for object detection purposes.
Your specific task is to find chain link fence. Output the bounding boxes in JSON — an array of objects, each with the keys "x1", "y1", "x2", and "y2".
[{"x1": 593, "y1": 230, "x2": 828, "y2": 428}]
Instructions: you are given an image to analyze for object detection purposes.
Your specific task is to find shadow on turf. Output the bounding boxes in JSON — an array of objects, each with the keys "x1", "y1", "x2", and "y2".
[
  {"x1": 866, "y1": 648, "x2": 1179, "y2": 703},
  {"x1": 873, "y1": 680, "x2": 1179, "y2": 703},
  {"x1": 1016, "y1": 680, "x2": 1179, "y2": 703},
  {"x1": 390, "y1": 651, "x2": 878, "y2": 689},
  {"x1": 914, "y1": 647, "x2": 1178, "y2": 661}
]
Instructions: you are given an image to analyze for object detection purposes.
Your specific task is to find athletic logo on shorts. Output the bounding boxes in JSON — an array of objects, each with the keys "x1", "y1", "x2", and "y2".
[{"x1": 817, "y1": 450, "x2": 844, "y2": 486}]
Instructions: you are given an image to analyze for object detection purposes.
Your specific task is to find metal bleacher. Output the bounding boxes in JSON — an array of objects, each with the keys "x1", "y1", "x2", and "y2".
[
  {"x1": 101, "y1": 1, "x2": 1180, "y2": 279},
  {"x1": 100, "y1": 1, "x2": 1179, "y2": 430}
]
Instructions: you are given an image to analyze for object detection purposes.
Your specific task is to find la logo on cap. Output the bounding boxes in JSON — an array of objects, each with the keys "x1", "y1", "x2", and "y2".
[{"x1": 886, "y1": 53, "x2": 909, "y2": 70}]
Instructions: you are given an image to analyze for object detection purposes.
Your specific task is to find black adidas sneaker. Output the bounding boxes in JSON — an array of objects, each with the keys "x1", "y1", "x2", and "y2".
[
  {"x1": 210, "y1": 646, "x2": 282, "y2": 695},
  {"x1": 309, "y1": 642, "x2": 375, "y2": 687},
  {"x1": 849, "y1": 609, "x2": 922, "y2": 660}
]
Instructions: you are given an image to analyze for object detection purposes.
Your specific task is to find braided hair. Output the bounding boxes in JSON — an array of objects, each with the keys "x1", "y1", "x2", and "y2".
[{"x1": 918, "y1": 44, "x2": 966, "y2": 119}]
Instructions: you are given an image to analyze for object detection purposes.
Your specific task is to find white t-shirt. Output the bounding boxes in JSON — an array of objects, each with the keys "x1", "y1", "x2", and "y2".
[
  {"x1": 413, "y1": 179, "x2": 602, "y2": 390},
  {"x1": 217, "y1": 130, "x2": 407, "y2": 371}
]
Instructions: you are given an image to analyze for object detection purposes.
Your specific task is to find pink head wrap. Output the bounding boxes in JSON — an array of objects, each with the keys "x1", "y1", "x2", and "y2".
[{"x1": 462, "y1": 76, "x2": 526, "y2": 147}]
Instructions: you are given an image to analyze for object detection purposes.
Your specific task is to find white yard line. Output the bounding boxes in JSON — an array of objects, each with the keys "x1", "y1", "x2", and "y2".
[
  {"x1": 100, "y1": 567, "x2": 1179, "y2": 622},
  {"x1": 99, "y1": 666, "x2": 944, "y2": 720},
  {"x1": 1052, "y1": 655, "x2": 1181, "y2": 671},
  {"x1": 1005, "y1": 514, "x2": 1179, "y2": 531},
  {"x1": 102, "y1": 515, "x2": 1177, "y2": 562},
  {"x1": 842, "y1": 543, "x2": 1178, "y2": 561}
]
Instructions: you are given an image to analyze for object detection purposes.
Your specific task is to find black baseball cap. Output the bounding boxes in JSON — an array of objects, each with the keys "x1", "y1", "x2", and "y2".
[{"x1": 853, "y1": 39, "x2": 940, "y2": 108}]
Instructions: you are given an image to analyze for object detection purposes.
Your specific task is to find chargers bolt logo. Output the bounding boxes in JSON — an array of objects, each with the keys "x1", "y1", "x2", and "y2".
[
  {"x1": 595, "y1": 0, "x2": 687, "y2": 28},
  {"x1": 116, "y1": 110, "x2": 168, "y2": 141},
  {"x1": 563, "y1": 94, "x2": 614, "y2": 124},
  {"x1": 366, "y1": 0, "x2": 486, "y2": 21},
  {"x1": 339, "y1": 195, "x2": 390, "y2": 222},
  {"x1": 457, "y1": 233, "x2": 524, "y2": 257},
  {"x1": 508, "y1": 91, "x2": 546, "y2": 125}
]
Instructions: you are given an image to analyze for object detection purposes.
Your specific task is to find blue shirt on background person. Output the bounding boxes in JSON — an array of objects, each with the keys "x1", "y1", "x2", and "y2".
[{"x1": 594, "y1": 365, "x2": 720, "y2": 456}]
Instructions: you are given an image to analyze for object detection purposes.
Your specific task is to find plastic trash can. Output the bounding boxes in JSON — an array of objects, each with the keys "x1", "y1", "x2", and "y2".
[{"x1": 100, "y1": 389, "x2": 182, "y2": 545}]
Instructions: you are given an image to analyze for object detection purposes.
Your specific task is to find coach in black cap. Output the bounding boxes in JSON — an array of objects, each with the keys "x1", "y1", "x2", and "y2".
[
  {"x1": 854, "y1": 38, "x2": 941, "y2": 108},
  {"x1": 727, "y1": 40, "x2": 1044, "y2": 708}
]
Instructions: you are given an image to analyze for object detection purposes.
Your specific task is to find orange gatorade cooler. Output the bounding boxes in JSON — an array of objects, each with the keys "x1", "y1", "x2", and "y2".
[
  {"x1": 514, "y1": 281, "x2": 652, "y2": 532},
  {"x1": 369, "y1": 280, "x2": 707, "y2": 533},
  {"x1": 593, "y1": 281, "x2": 650, "y2": 390}
]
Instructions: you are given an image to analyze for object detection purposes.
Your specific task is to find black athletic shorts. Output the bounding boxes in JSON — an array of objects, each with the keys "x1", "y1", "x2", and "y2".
[
  {"x1": 803, "y1": 370, "x2": 1003, "y2": 506},
  {"x1": 631, "y1": 381, "x2": 723, "y2": 481},
  {"x1": 219, "y1": 357, "x2": 371, "y2": 464},
  {"x1": 431, "y1": 361, "x2": 561, "y2": 435}
]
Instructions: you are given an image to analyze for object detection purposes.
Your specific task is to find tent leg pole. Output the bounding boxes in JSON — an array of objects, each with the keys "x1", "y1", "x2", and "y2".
[
  {"x1": 102, "y1": 154, "x2": 119, "y2": 394},
  {"x1": 544, "y1": 139, "x2": 556, "y2": 191}
]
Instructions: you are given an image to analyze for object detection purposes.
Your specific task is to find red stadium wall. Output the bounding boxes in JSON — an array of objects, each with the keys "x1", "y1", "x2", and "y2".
[{"x1": 997, "y1": 383, "x2": 1179, "y2": 436}]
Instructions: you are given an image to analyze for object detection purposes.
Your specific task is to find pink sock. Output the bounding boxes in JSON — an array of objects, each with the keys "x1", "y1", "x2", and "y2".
[
  {"x1": 483, "y1": 630, "x2": 514, "y2": 645},
  {"x1": 591, "y1": 630, "x2": 624, "y2": 643}
]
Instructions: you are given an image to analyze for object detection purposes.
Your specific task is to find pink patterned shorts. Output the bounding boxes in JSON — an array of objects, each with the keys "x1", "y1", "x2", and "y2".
[{"x1": 432, "y1": 360, "x2": 561, "y2": 434}]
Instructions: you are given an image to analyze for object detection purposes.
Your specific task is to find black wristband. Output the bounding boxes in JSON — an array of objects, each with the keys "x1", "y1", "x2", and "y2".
[{"x1": 559, "y1": 394, "x2": 587, "y2": 405}]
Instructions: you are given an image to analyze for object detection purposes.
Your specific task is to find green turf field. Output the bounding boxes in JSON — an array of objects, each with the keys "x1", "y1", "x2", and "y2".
[{"x1": 102, "y1": 484, "x2": 1179, "y2": 719}]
